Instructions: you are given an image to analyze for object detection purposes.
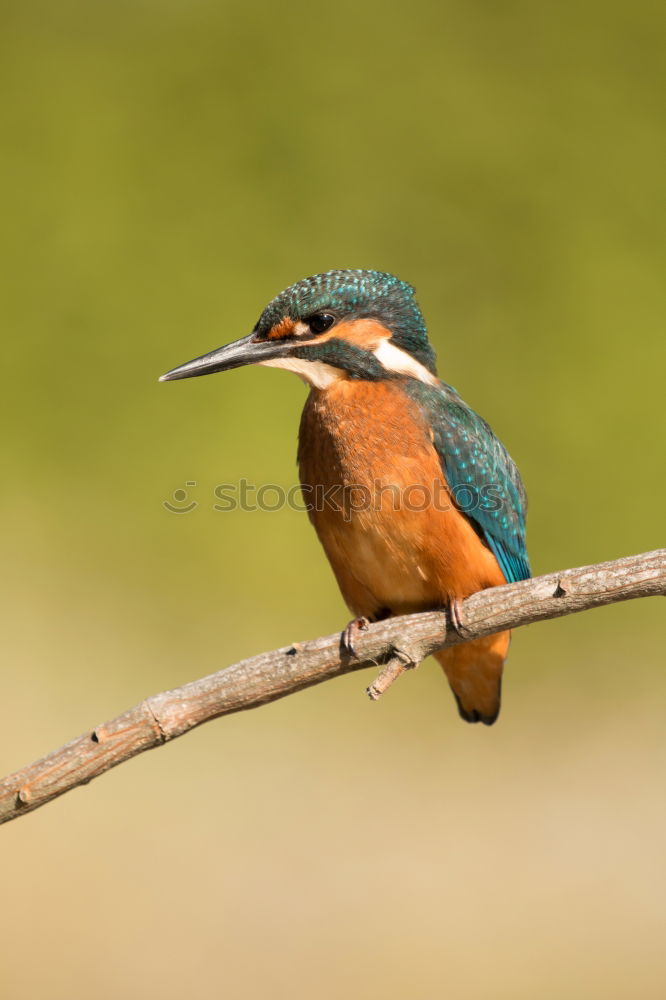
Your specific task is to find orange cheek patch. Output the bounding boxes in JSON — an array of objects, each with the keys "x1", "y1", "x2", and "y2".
[
  {"x1": 266, "y1": 316, "x2": 296, "y2": 340},
  {"x1": 328, "y1": 318, "x2": 392, "y2": 350}
]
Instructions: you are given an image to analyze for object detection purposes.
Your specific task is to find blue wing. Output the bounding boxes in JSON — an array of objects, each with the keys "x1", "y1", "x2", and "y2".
[{"x1": 407, "y1": 380, "x2": 530, "y2": 584}]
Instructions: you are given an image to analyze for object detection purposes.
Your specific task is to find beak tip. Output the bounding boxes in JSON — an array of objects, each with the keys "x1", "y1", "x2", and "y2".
[
  {"x1": 159, "y1": 366, "x2": 190, "y2": 382},
  {"x1": 158, "y1": 333, "x2": 264, "y2": 384}
]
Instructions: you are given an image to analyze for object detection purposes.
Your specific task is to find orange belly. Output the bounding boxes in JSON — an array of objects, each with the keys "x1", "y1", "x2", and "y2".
[{"x1": 298, "y1": 379, "x2": 506, "y2": 619}]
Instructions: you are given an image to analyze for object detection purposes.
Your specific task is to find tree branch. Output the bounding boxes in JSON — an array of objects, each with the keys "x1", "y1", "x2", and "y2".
[{"x1": 1, "y1": 549, "x2": 664, "y2": 826}]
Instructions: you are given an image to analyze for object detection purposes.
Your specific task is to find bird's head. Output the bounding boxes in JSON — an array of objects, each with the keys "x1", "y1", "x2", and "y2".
[{"x1": 160, "y1": 269, "x2": 438, "y2": 389}]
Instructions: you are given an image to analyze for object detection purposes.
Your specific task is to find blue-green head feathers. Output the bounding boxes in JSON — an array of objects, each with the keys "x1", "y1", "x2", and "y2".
[{"x1": 255, "y1": 269, "x2": 437, "y2": 374}]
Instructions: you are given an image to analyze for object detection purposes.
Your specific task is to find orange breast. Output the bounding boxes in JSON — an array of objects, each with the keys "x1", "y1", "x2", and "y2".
[{"x1": 298, "y1": 380, "x2": 505, "y2": 619}]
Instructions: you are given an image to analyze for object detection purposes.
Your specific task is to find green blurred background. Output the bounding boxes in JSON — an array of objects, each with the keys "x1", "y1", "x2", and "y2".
[{"x1": 1, "y1": 1, "x2": 665, "y2": 997}]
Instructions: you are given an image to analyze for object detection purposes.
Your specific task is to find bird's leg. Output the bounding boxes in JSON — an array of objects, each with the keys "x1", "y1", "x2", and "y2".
[
  {"x1": 448, "y1": 597, "x2": 474, "y2": 639},
  {"x1": 341, "y1": 616, "x2": 370, "y2": 657}
]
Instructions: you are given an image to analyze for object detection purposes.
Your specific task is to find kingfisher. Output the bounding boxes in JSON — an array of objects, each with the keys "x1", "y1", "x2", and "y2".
[{"x1": 160, "y1": 270, "x2": 530, "y2": 725}]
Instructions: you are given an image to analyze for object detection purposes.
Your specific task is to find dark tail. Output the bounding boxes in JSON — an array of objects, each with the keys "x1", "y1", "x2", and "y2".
[{"x1": 434, "y1": 630, "x2": 511, "y2": 726}]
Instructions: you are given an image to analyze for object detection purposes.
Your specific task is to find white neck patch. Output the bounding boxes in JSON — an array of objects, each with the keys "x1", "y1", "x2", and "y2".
[
  {"x1": 259, "y1": 357, "x2": 343, "y2": 389},
  {"x1": 258, "y1": 332, "x2": 436, "y2": 390},
  {"x1": 372, "y1": 339, "x2": 438, "y2": 385}
]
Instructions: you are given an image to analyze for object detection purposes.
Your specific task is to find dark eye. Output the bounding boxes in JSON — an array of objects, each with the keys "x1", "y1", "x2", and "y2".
[{"x1": 307, "y1": 313, "x2": 336, "y2": 335}]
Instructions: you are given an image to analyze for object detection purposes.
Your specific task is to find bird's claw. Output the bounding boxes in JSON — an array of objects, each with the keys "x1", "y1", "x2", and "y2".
[
  {"x1": 341, "y1": 616, "x2": 370, "y2": 657},
  {"x1": 449, "y1": 598, "x2": 474, "y2": 639}
]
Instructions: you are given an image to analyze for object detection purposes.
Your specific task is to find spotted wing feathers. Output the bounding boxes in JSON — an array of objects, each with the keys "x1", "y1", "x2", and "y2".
[{"x1": 408, "y1": 381, "x2": 530, "y2": 584}]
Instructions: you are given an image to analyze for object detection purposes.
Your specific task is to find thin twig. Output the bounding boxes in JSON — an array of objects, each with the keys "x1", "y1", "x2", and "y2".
[
  {"x1": 366, "y1": 656, "x2": 410, "y2": 700},
  {"x1": 1, "y1": 549, "x2": 664, "y2": 826}
]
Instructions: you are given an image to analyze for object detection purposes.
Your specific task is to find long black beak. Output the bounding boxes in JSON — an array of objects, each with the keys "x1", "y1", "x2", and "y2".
[{"x1": 159, "y1": 333, "x2": 289, "y2": 382}]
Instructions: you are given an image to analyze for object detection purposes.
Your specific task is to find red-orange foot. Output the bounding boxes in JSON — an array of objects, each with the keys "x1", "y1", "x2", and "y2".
[{"x1": 341, "y1": 616, "x2": 370, "y2": 657}]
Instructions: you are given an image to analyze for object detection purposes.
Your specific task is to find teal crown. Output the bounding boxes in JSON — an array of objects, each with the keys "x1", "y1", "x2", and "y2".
[{"x1": 255, "y1": 269, "x2": 437, "y2": 374}]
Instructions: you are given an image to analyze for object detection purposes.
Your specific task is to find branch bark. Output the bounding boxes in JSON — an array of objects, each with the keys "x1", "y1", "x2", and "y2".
[{"x1": 1, "y1": 549, "x2": 664, "y2": 827}]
